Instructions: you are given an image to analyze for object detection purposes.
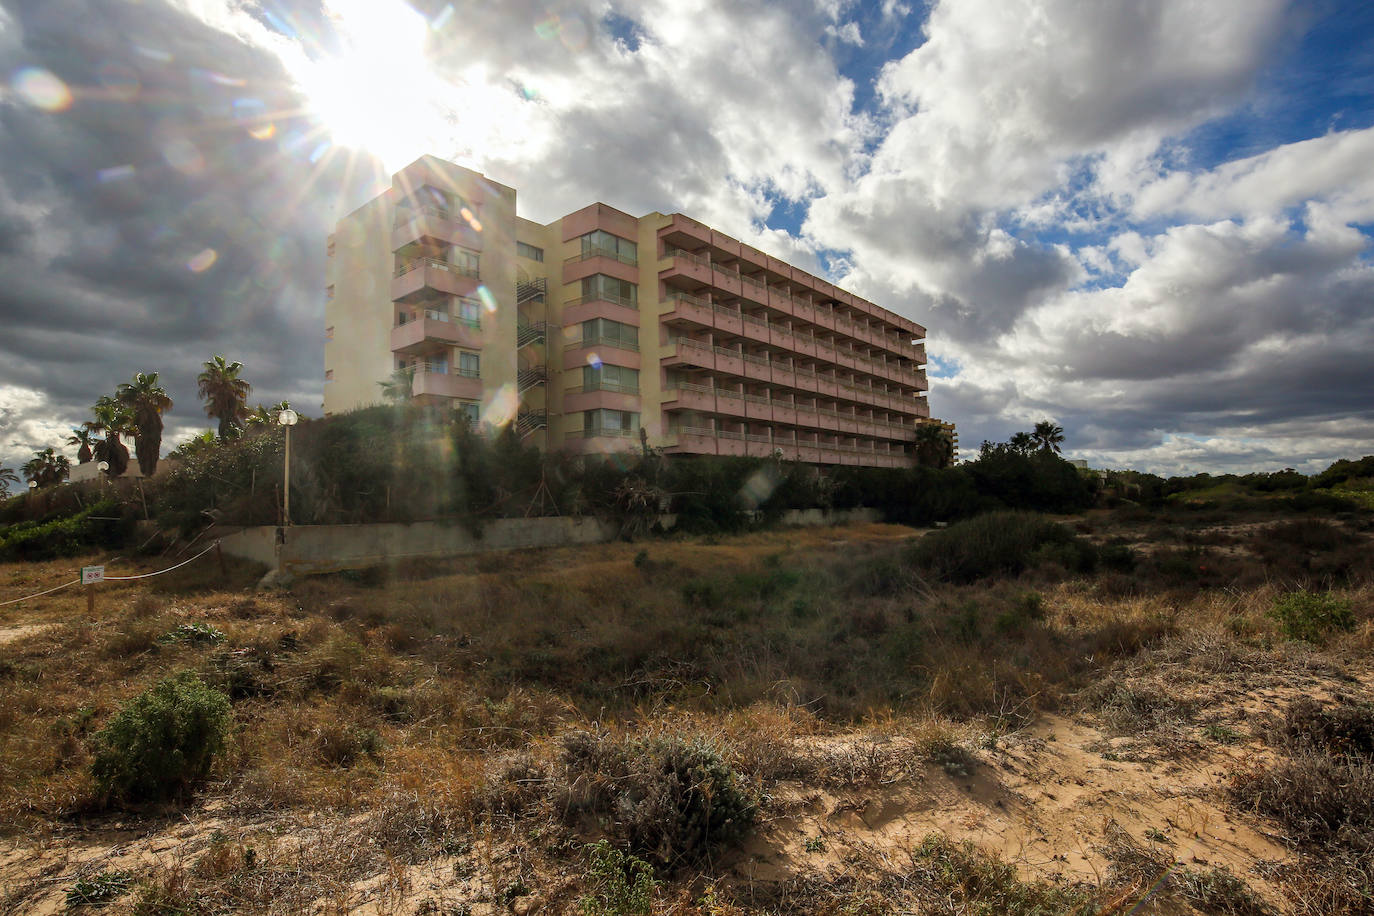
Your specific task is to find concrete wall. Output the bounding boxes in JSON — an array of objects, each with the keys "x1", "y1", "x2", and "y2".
[{"x1": 219, "y1": 507, "x2": 886, "y2": 577}]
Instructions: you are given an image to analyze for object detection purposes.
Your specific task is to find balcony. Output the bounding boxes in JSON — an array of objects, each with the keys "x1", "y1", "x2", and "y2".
[
  {"x1": 562, "y1": 337, "x2": 641, "y2": 371},
  {"x1": 412, "y1": 369, "x2": 481, "y2": 401},
  {"x1": 662, "y1": 337, "x2": 714, "y2": 369},
  {"x1": 391, "y1": 314, "x2": 483, "y2": 355},
  {"x1": 563, "y1": 384, "x2": 640, "y2": 414},
  {"x1": 662, "y1": 383, "x2": 717, "y2": 412},
  {"x1": 563, "y1": 293, "x2": 640, "y2": 327},
  {"x1": 660, "y1": 290, "x2": 713, "y2": 327},
  {"x1": 563, "y1": 246, "x2": 639, "y2": 285},
  {"x1": 391, "y1": 206, "x2": 483, "y2": 252},
  {"x1": 392, "y1": 257, "x2": 480, "y2": 302},
  {"x1": 661, "y1": 246, "x2": 713, "y2": 286}
]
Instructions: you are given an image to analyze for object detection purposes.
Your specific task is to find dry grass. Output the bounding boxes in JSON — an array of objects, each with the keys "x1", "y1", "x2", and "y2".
[{"x1": 0, "y1": 510, "x2": 1370, "y2": 912}]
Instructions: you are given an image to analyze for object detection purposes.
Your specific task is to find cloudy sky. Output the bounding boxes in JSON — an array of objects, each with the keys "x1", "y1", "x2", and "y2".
[{"x1": 0, "y1": 0, "x2": 1371, "y2": 476}]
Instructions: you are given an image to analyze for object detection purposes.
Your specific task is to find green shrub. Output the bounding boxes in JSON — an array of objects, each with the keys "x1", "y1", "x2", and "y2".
[
  {"x1": 579, "y1": 841, "x2": 658, "y2": 916},
  {"x1": 1269, "y1": 591, "x2": 1355, "y2": 643},
  {"x1": 908, "y1": 512, "x2": 1099, "y2": 583},
  {"x1": 561, "y1": 732, "x2": 757, "y2": 867},
  {"x1": 66, "y1": 871, "x2": 132, "y2": 907},
  {"x1": 0, "y1": 499, "x2": 133, "y2": 560},
  {"x1": 91, "y1": 672, "x2": 232, "y2": 804}
]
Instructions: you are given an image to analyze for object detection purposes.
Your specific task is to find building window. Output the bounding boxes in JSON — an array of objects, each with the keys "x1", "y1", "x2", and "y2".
[
  {"x1": 584, "y1": 409, "x2": 639, "y2": 436},
  {"x1": 457, "y1": 350, "x2": 480, "y2": 378},
  {"x1": 583, "y1": 363, "x2": 639, "y2": 394},
  {"x1": 457, "y1": 401, "x2": 481, "y2": 425},
  {"x1": 449, "y1": 246, "x2": 480, "y2": 277},
  {"x1": 326, "y1": 284, "x2": 335, "y2": 301},
  {"x1": 326, "y1": 236, "x2": 336, "y2": 257},
  {"x1": 454, "y1": 296, "x2": 481, "y2": 327},
  {"x1": 325, "y1": 326, "x2": 334, "y2": 340},
  {"x1": 579, "y1": 317, "x2": 638, "y2": 351},
  {"x1": 324, "y1": 369, "x2": 333, "y2": 381},
  {"x1": 578, "y1": 229, "x2": 637, "y2": 265},
  {"x1": 580, "y1": 274, "x2": 637, "y2": 308},
  {"x1": 517, "y1": 241, "x2": 544, "y2": 262}
]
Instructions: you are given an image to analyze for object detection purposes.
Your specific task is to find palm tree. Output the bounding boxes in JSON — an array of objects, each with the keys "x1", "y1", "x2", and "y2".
[
  {"x1": 197, "y1": 355, "x2": 251, "y2": 440},
  {"x1": 0, "y1": 466, "x2": 18, "y2": 497},
  {"x1": 378, "y1": 367, "x2": 415, "y2": 402},
  {"x1": 168, "y1": 430, "x2": 218, "y2": 460},
  {"x1": 913, "y1": 423, "x2": 954, "y2": 469},
  {"x1": 66, "y1": 427, "x2": 97, "y2": 464},
  {"x1": 245, "y1": 401, "x2": 293, "y2": 428},
  {"x1": 22, "y1": 448, "x2": 70, "y2": 488},
  {"x1": 1008, "y1": 431, "x2": 1035, "y2": 455},
  {"x1": 1032, "y1": 420, "x2": 1065, "y2": 454},
  {"x1": 116, "y1": 371, "x2": 174, "y2": 476},
  {"x1": 89, "y1": 396, "x2": 134, "y2": 476}
]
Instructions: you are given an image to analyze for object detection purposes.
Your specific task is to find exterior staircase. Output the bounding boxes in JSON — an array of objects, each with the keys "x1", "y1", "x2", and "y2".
[
  {"x1": 516, "y1": 321, "x2": 547, "y2": 348},
  {"x1": 517, "y1": 366, "x2": 547, "y2": 392},
  {"x1": 515, "y1": 409, "x2": 548, "y2": 437}
]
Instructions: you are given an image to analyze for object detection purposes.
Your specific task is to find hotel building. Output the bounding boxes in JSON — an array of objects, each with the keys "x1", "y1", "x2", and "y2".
[{"x1": 324, "y1": 156, "x2": 934, "y2": 468}]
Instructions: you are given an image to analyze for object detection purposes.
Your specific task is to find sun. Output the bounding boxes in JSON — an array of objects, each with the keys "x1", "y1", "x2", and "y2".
[{"x1": 295, "y1": 0, "x2": 452, "y2": 172}]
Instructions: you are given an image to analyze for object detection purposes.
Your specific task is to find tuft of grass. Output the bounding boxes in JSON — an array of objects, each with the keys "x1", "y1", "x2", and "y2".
[
  {"x1": 65, "y1": 871, "x2": 133, "y2": 908},
  {"x1": 1269, "y1": 590, "x2": 1355, "y2": 643},
  {"x1": 579, "y1": 840, "x2": 658, "y2": 916}
]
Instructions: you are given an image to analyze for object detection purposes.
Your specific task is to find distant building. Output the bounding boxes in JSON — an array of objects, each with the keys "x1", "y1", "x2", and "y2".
[{"x1": 325, "y1": 155, "x2": 941, "y2": 468}]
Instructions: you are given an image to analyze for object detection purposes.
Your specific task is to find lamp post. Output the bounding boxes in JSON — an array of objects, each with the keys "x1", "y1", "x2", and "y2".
[{"x1": 277, "y1": 408, "x2": 299, "y2": 527}]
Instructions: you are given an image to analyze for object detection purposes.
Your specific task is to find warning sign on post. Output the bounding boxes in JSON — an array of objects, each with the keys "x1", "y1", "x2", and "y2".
[{"x1": 81, "y1": 566, "x2": 105, "y2": 585}]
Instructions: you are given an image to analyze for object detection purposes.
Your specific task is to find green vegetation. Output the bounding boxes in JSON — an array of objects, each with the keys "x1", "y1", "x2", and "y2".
[
  {"x1": 0, "y1": 498, "x2": 132, "y2": 561},
  {"x1": 90, "y1": 672, "x2": 232, "y2": 805},
  {"x1": 1269, "y1": 590, "x2": 1355, "y2": 643},
  {"x1": 579, "y1": 841, "x2": 658, "y2": 916}
]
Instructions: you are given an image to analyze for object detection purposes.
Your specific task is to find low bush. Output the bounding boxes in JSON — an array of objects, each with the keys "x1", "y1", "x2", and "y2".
[
  {"x1": 908, "y1": 511, "x2": 1106, "y2": 583},
  {"x1": 560, "y1": 731, "x2": 757, "y2": 867},
  {"x1": 1230, "y1": 753, "x2": 1374, "y2": 852},
  {"x1": 0, "y1": 499, "x2": 134, "y2": 560},
  {"x1": 90, "y1": 671, "x2": 232, "y2": 804},
  {"x1": 579, "y1": 840, "x2": 658, "y2": 916},
  {"x1": 1269, "y1": 591, "x2": 1355, "y2": 643},
  {"x1": 1279, "y1": 696, "x2": 1374, "y2": 760}
]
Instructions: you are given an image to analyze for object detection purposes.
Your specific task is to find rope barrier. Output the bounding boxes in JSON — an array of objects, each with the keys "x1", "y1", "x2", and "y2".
[
  {"x1": 0, "y1": 540, "x2": 223, "y2": 605},
  {"x1": 0, "y1": 578, "x2": 81, "y2": 607},
  {"x1": 103, "y1": 540, "x2": 222, "y2": 580}
]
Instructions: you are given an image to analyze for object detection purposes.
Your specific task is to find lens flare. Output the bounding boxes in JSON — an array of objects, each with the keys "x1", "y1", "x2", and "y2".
[
  {"x1": 12, "y1": 68, "x2": 73, "y2": 112},
  {"x1": 459, "y1": 207, "x2": 482, "y2": 232},
  {"x1": 97, "y1": 63, "x2": 140, "y2": 102},
  {"x1": 481, "y1": 384, "x2": 518, "y2": 428},
  {"x1": 431, "y1": 4, "x2": 454, "y2": 29},
  {"x1": 739, "y1": 466, "x2": 781, "y2": 509},
  {"x1": 162, "y1": 137, "x2": 205, "y2": 174},
  {"x1": 187, "y1": 248, "x2": 218, "y2": 272},
  {"x1": 248, "y1": 122, "x2": 277, "y2": 140},
  {"x1": 97, "y1": 165, "x2": 136, "y2": 183},
  {"x1": 476, "y1": 285, "x2": 497, "y2": 313},
  {"x1": 586, "y1": 352, "x2": 603, "y2": 369}
]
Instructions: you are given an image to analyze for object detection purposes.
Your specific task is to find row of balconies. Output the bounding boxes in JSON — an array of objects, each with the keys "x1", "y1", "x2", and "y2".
[
  {"x1": 662, "y1": 251, "x2": 919, "y2": 360},
  {"x1": 661, "y1": 384, "x2": 923, "y2": 441},
  {"x1": 662, "y1": 339, "x2": 927, "y2": 415},
  {"x1": 661, "y1": 293, "x2": 926, "y2": 385},
  {"x1": 659, "y1": 425, "x2": 914, "y2": 467}
]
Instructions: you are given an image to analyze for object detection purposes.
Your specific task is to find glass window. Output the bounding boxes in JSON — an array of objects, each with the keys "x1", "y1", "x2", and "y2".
[
  {"x1": 580, "y1": 274, "x2": 637, "y2": 307},
  {"x1": 457, "y1": 401, "x2": 480, "y2": 425},
  {"x1": 517, "y1": 241, "x2": 544, "y2": 262},
  {"x1": 449, "y1": 246, "x2": 480, "y2": 276},
  {"x1": 458, "y1": 350, "x2": 480, "y2": 377},
  {"x1": 580, "y1": 317, "x2": 638, "y2": 350},
  {"x1": 584, "y1": 409, "x2": 639, "y2": 433},
  {"x1": 583, "y1": 363, "x2": 639, "y2": 393},
  {"x1": 579, "y1": 230, "x2": 637, "y2": 265},
  {"x1": 454, "y1": 296, "x2": 481, "y2": 325},
  {"x1": 326, "y1": 284, "x2": 335, "y2": 300}
]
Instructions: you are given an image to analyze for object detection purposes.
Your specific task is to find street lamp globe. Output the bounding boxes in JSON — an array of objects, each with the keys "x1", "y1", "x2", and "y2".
[
  {"x1": 277, "y1": 409, "x2": 299, "y2": 426},
  {"x1": 97, "y1": 461, "x2": 109, "y2": 472}
]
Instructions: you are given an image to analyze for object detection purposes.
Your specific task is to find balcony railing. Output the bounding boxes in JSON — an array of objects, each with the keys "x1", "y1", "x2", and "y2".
[
  {"x1": 664, "y1": 246, "x2": 709, "y2": 267},
  {"x1": 564, "y1": 334, "x2": 639, "y2": 352},
  {"x1": 579, "y1": 379, "x2": 640, "y2": 395},
  {"x1": 566, "y1": 293, "x2": 638, "y2": 311},
  {"x1": 566, "y1": 246, "x2": 638, "y2": 267},
  {"x1": 405, "y1": 360, "x2": 449, "y2": 375},
  {"x1": 568, "y1": 426, "x2": 637, "y2": 439},
  {"x1": 664, "y1": 289, "x2": 712, "y2": 310},
  {"x1": 394, "y1": 256, "x2": 479, "y2": 279},
  {"x1": 409, "y1": 308, "x2": 480, "y2": 329}
]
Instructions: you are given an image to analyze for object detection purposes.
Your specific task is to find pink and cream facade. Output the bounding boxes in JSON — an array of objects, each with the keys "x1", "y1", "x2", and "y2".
[{"x1": 325, "y1": 156, "x2": 932, "y2": 468}]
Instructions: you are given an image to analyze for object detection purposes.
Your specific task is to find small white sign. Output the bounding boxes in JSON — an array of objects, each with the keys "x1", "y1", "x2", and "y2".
[{"x1": 81, "y1": 566, "x2": 105, "y2": 585}]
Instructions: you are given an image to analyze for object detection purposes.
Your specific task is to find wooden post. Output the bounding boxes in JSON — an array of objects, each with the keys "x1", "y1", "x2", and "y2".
[
  {"x1": 86, "y1": 583, "x2": 95, "y2": 616},
  {"x1": 216, "y1": 542, "x2": 227, "y2": 577}
]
